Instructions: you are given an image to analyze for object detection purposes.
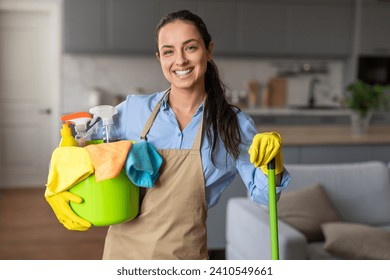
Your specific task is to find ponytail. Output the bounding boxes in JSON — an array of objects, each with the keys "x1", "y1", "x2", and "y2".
[{"x1": 204, "y1": 60, "x2": 241, "y2": 163}]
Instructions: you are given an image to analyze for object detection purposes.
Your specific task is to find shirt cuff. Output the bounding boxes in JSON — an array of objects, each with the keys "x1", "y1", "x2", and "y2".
[{"x1": 249, "y1": 167, "x2": 291, "y2": 205}]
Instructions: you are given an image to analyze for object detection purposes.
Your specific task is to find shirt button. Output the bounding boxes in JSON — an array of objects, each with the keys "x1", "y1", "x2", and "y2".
[{"x1": 177, "y1": 132, "x2": 182, "y2": 137}]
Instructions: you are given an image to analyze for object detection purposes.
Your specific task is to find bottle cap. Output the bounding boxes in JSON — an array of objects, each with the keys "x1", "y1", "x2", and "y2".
[{"x1": 61, "y1": 123, "x2": 72, "y2": 136}]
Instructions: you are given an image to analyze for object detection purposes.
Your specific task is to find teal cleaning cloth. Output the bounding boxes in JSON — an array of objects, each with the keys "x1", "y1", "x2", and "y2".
[{"x1": 125, "y1": 141, "x2": 163, "y2": 188}]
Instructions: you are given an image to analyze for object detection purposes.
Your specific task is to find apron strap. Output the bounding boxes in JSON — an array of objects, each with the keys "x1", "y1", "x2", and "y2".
[
  {"x1": 140, "y1": 89, "x2": 170, "y2": 140},
  {"x1": 191, "y1": 95, "x2": 206, "y2": 150}
]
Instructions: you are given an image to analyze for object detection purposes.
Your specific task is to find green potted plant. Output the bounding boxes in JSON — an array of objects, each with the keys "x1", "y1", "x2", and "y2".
[
  {"x1": 345, "y1": 80, "x2": 389, "y2": 134},
  {"x1": 346, "y1": 80, "x2": 388, "y2": 118}
]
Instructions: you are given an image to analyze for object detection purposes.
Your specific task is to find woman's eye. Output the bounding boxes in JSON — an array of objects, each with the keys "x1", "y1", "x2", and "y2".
[
  {"x1": 185, "y1": 45, "x2": 198, "y2": 51},
  {"x1": 162, "y1": 50, "x2": 173, "y2": 56}
]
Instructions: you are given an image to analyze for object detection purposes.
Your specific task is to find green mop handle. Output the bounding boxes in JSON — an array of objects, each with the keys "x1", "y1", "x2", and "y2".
[{"x1": 268, "y1": 158, "x2": 279, "y2": 260}]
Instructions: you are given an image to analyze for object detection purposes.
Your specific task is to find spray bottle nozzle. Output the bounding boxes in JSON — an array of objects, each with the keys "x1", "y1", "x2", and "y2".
[
  {"x1": 61, "y1": 112, "x2": 93, "y2": 146},
  {"x1": 89, "y1": 105, "x2": 118, "y2": 143},
  {"x1": 61, "y1": 112, "x2": 92, "y2": 132},
  {"x1": 89, "y1": 105, "x2": 117, "y2": 121}
]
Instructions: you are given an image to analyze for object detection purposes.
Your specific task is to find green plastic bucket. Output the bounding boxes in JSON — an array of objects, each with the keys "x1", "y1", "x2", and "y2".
[{"x1": 69, "y1": 169, "x2": 139, "y2": 226}]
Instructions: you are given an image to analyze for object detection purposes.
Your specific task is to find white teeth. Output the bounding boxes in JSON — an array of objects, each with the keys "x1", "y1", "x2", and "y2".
[{"x1": 175, "y1": 69, "x2": 191, "y2": 75}]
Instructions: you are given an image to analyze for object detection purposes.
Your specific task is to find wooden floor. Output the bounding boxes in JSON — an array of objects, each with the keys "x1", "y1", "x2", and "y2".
[
  {"x1": 0, "y1": 188, "x2": 108, "y2": 260},
  {"x1": 0, "y1": 188, "x2": 225, "y2": 260}
]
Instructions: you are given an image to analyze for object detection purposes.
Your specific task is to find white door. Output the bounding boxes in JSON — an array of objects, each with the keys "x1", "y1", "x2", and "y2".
[{"x1": 0, "y1": 0, "x2": 61, "y2": 187}]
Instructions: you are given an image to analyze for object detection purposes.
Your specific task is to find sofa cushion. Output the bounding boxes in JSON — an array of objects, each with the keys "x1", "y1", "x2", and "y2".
[
  {"x1": 285, "y1": 161, "x2": 390, "y2": 226},
  {"x1": 322, "y1": 222, "x2": 390, "y2": 260},
  {"x1": 307, "y1": 242, "x2": 339, "y2": 260},
  {"x1": 278, "y1": 183, "x2": 341, "y2": 242}
]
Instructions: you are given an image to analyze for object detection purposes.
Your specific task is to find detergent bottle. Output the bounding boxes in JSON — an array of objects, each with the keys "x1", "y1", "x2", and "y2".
[
  {"x1": 89, "y1": 105, "x2": 119, "y2": 143},
  {"x1": 59, "y1": 122, "x2": 78, "y2": 147},
  {"x1": 61, "y1": 112, "x2": 93, "y2": 147}
]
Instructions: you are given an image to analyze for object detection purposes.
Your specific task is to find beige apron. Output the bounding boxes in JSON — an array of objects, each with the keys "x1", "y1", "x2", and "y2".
[{"x1": 102, "y1": 93, "x2": 208, "y2": 260}]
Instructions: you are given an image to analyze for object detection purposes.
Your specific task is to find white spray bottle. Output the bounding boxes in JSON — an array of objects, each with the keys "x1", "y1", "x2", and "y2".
[{"x1": 89, "y1": 105, "x2": 119, "y2": 143}]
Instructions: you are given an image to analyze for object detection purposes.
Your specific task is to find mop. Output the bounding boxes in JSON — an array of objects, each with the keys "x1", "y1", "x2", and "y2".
[{"x1": 268, "y1": 158, "x2": 279, "y2": 260}]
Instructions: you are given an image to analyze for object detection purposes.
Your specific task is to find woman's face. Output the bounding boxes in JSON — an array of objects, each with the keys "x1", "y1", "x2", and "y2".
[{"x1": 157, "y1": 20, "x2": 213, "y2": 92}]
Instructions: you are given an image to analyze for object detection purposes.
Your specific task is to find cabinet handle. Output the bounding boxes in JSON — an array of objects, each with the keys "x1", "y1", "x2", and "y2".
[
  {"x1": 38, "y1": 108, "x2": 52, "y2": 115},
  {"x1": 373, "y1": 48, "x2": 389, "y2": 55}
]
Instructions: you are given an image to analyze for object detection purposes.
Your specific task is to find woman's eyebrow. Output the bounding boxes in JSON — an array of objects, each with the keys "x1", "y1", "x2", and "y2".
[
  {"x1": 160, "y1": 38, "x2": 199, "y2": 50},
  {"x1": 183, "y1": 38, "x2": 197, "y2": 45},
  {"x1": 160, "y1": 44, "x2": 174, "y2": 50}
]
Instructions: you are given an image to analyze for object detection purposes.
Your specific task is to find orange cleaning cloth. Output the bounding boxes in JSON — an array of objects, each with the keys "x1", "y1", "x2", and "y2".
[{"x1": 85, "y1": 140, "x2": 132, "y2": 182}]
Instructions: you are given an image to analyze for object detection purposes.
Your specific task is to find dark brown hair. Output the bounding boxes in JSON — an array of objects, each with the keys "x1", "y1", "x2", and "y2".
[{"x1": 155, "y1": 10, "x2": 241, "y2": 162}]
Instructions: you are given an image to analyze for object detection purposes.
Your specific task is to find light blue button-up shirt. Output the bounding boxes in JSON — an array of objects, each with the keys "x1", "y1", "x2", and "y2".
[{"x1": 111, "y1": 91, "x2": 290, "y2": 208}]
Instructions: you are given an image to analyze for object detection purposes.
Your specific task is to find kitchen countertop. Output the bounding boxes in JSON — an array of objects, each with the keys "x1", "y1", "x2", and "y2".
[
  {"x1": 257, "y1": 125, "x2": 390, "y2": 146},
  {"x1": 245, "y1": 107, "x2": 349, "y2": 116}
]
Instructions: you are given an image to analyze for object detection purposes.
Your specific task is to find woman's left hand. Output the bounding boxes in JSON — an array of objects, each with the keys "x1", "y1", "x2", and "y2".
[{"x1": 248, "y1": 131, "x2": 284, "y2": 175}]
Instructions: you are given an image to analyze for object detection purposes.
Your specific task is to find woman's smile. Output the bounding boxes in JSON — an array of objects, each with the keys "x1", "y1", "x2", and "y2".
[{"x1": 174, "y1": 68, "x2": 193, "y2": 76}]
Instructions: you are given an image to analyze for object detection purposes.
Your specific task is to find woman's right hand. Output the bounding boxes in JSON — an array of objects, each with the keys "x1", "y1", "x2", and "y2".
[{"x1": 45, "y1": 191, "x2": 91, "y2": 231}]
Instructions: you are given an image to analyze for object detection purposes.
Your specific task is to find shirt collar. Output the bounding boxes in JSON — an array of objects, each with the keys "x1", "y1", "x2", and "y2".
[
  {"x1": 194, "y1": 102, "x2": 204, "y2": 116},
  {"x1": 161, "y1": 93, "x2": 170, "y2": 111},
  {"x1": 161, "y1": 90, "x2": 205, "y2": 116}
]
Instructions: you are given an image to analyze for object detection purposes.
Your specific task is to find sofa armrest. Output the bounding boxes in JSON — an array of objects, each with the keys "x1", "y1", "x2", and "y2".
[{"x1": 226, "y1": 197, "x2": 308, "y2": 260}]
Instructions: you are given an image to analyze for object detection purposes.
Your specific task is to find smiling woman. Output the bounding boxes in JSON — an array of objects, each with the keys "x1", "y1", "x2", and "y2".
[
  {"x1": 154, "y1": 10, "x2": 241, "y2": 163},
  {"x1": 101, "y1": 9, "x2": 290, "y2": 260},
  {"x1": 156, "y1": 22, "x2": 211, "y2": 130},
  {"x1": 46, "y1": 9, "x2": 291, "y2": 261}
]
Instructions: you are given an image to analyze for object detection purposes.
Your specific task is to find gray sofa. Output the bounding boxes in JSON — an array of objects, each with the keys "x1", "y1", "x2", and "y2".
[{"x1": 226, "y1": 161, "x2": 390, "y2": 260}]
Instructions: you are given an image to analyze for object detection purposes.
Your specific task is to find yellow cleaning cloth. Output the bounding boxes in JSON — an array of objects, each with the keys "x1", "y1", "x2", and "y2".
[
  {"x1": 45, "y1": 147, "x2": 94, "y2": 197},
  {"x1": 85, "y1": 140, "x2": 132, "y2": 182}
]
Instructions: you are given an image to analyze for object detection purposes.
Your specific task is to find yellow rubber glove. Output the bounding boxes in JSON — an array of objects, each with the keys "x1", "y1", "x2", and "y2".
[
  {"x1": 46, "y1": 191, "x2": 91, "y2": 231},
  {"x1": 248, "y1": 131, "x2": 284, "y2": 175}
]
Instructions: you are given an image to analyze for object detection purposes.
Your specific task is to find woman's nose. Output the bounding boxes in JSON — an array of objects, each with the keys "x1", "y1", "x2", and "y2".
[{"x1": 176, "y1": 52, "x2": 188, "y2": 65}]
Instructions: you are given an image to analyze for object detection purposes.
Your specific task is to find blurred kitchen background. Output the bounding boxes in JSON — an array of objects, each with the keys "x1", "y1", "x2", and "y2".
[
  {"x1": 1, "y1": 0, "x2": 390, "y2": 259},
  {"x1": 60, "y1": 0, "x2": 390, "y2": 120},
  {"x1": 63, "y1": 1, "x2": 350, "y2": 113}
]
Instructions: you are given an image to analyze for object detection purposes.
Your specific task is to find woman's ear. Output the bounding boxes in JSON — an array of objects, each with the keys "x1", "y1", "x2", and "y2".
[
  {"x1": 156, "y1": 52, "x2": 160, "y2": 62},
  {"x1": 207, "y1": 42, "x2": 214, "y2": 62}
]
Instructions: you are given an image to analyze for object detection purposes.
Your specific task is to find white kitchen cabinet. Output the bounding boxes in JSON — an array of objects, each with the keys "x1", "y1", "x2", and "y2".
[{"x1": 360, "y1": 1, "x2": 390, "y2": 55}]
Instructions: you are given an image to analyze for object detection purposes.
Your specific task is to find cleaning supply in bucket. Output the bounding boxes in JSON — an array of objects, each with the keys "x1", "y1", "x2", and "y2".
[
  {"x1": 89, "y1": 105, "x2": 119, "y2": 143},
  {"x1": 45, "y1": 146, "x2": 94, "y2": 197},
  {"x1": 125, "y1": 141, "x2": 163, "y2": 188},
  {"x1": 59, "y1": 122, "x2": 78, "y2": 147},
  {"x1": 61, "y1": 112, "x2": 93, "y2": 147},
  {"x1": 46, "y1": 108, "x2": 141, "y2": 229},
  {"x1": 85, "y1": 140, "x2": 132, "y2": 182}
]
